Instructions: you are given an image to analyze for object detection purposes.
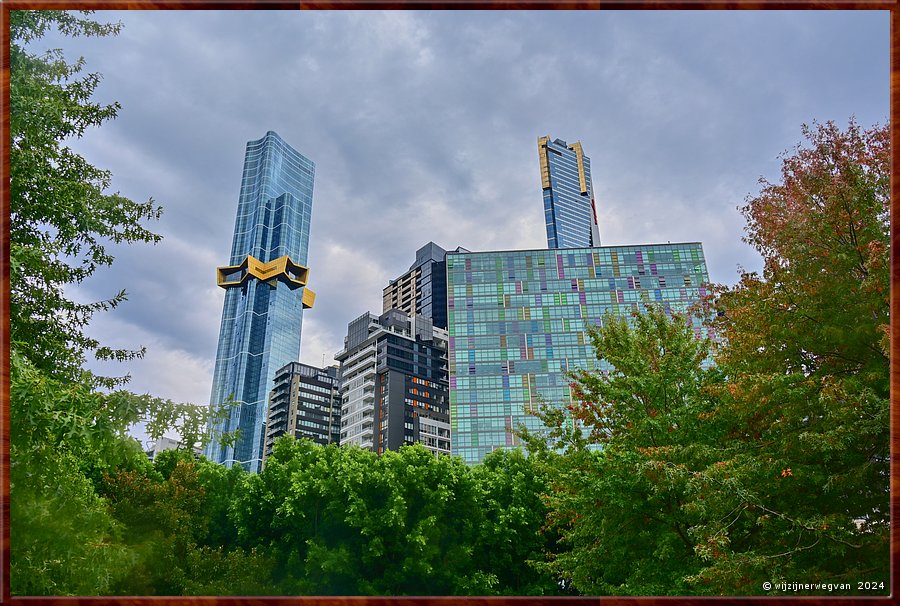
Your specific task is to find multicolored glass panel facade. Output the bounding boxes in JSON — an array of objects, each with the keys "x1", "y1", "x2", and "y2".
[{"x1": 446, "y1": 243, "x2": 712, "y2": 465}]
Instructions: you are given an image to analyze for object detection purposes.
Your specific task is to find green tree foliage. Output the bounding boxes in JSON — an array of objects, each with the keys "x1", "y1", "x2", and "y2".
[
  {"x1": 469, "y1": 449, "x2": 562, "y2": 595},
  {"x1": 99, "y1": 457, "x2": 227, "y2": 594},
  {"x1": 181, "y1": 546, "x2": 278, "y2": 596},
  {"x1": 692, "y1": 119, "x2": 890, "y2": 592},
  {"x1": 92, "y1": 452, "x2": 271, "y2": 596},
  {"x1": 10, "y1": 10, "x2": 162, "y2": 387},
  {"x1": 524, "y1": 306, "x2": 718, "y2": 595},
  {"x1": 8, "y1": 11, "x2": 227, "y2": 594},
  {"x1": 10, "y1": 448, "x2": 132, "y2": 596},
  {"x1": 9, "y1": 339, "x2": 230, "y2": 594},
  {"x1": 99, "y1": 463, "x2": 201, "y2": 594},
  {"x1": 192, "y1": 456, "x2": 246, "y2": 550},
  {"x1": 149, "y1": 448, "x2": 245, "y2": 549},
  {"x1": 232, "y1": 438, "x2": 485, "y2": 595},
  {"x1": 528, "y1": 119, "x2": 889, "y2": 596},
  {"x1": 10, "y1": 346, "x2": 147, "y2": 595},
  {"x1": 227, "y1": 438, "x2": 563, "y2": 595}
]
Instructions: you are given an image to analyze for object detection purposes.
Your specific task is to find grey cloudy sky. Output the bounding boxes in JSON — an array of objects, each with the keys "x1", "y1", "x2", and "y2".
[{"x1": 36, "y1": 10, "x2": 888, "y2": 418}]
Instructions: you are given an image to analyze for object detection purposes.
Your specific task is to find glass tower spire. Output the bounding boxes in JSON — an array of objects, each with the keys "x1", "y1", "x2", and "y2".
[
  {"x1": 205, "y1": 131, "x2": 316, "y2": 472},
  {"x1": 538, "y1": 136, "x2": 601, "y2": 248}
]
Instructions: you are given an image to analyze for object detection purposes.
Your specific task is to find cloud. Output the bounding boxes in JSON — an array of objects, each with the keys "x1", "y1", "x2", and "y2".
[
  {"x1": 31, "y1": 10, "x2": 888, "y2": 408},
  {"x1": 71, "y1": 230, "x2": 225, "y2": 360},
  {"x1": 80, "y1": 311, "x2": 215, "y2": 406}
]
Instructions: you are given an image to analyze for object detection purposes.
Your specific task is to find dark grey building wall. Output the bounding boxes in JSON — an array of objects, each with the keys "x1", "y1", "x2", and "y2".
[{"x1": 265, "y1": 361, "x2": 341, "y2": 459}]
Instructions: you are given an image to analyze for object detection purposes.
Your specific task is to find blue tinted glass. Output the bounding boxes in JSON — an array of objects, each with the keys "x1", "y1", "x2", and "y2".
[{"x1": 205, "y1": 132, "x2": 315, "y2": 473}]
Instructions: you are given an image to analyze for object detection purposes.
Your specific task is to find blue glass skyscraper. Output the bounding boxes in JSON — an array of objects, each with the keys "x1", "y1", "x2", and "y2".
[
  {"x1": 205, "y1": 131, "x2": 316, "y2": 472},
  {"x1": 539, "y1": 136, "x2": 601, "y2": 248}
]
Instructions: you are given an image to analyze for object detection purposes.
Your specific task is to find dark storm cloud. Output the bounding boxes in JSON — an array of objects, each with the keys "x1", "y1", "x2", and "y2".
[{"x1": 34, "y1": 9, "x2": 888, "y2": 406}]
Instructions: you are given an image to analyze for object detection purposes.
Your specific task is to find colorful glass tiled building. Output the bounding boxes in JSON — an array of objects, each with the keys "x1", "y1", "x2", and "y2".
[{"x1": 446, "y1": 243, "x2": 713, "y2": 465}]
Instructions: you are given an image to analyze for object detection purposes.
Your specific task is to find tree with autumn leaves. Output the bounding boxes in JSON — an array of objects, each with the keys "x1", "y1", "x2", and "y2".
[
  {"x1": 529, "y1": 119, "x2": 889, "y2": 595},
  {"x1": 698, "y1": 118, "x2": 890, "y2": 591}
]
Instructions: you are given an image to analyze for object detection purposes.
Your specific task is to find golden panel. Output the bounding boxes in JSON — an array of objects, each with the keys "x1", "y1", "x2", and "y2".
[
  {"x1": 568, "y1": 141, "x2": 588, "y2": 194},
  {"x1": 538, "y1": 136, "x2": 551, "y2": 189},
  {"x1": 302, "y1": 287, "x2": 316, "y2": 309},
  {"x1": 217, "y1": 254, "x2": 311, "y2": 292}
]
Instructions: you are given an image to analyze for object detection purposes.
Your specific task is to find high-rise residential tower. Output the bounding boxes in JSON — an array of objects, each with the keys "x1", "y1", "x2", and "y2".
[
  {"x1": 382, "y1": 242, "x2": 469, "y2": 330},
  {"x1": 538, "y1": 136, "x2": 601, "y2": 249},
  {"x1": 205, "y1": 131, "x2": 316, "y2": 472},
  {"x1": 335, "y1": 310, "x2": 451, "y2": 456},
  {"x1": 263, "y1": 362, "x2": 341, "y2": 462}
]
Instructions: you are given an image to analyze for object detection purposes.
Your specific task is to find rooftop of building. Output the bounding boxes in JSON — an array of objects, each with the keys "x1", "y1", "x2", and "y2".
[
  {"x1": 335, "y1": 309, "x2": 449, "y2": 360},
  {"x1": 444, "y1": 241, "x2": 705, "y2": 257}
]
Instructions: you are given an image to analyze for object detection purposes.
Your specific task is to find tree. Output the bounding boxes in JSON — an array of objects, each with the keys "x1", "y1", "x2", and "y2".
[
  {"x1": 9, "y1": 9, "x2": 162, "y2": 387},
  {"x1": 9, "y1": 335, "x2": 230, "y2": 594},
  {"x1": 527, "y1": 119, "x2": 890, "y2": 596},
  {"x1": 524, "y1": 306, "x2": 719, "y2": 595},
  {"x1": 232, "y1": 438, "x2": 490, "y2": 595},
  {"x1": 8, "y1": 11, "x2": 227, "y2": 594},
  {"x1": 98, "y1": 457, "x2": 219, "y2": 595},
  {"x1": 469, "y1": 448, "x2": 563, "y2": 595},
  {"x1": 188, "y1": 454, "x2": 247, "y2": 550},
  {"x1": 8, "y1": 346, "x2": 149, "y2": 595},
  {"x1": 181, "y1": 546, "x2": 278, "y2": 596},
  {"x1": 693, "y1": 119, "x2": 890, "y2": 593}
]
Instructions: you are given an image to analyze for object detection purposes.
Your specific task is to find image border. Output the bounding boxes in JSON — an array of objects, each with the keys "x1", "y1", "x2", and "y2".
[{"x1": 0, "y1": 1, "x2": 895, "y2": 603}]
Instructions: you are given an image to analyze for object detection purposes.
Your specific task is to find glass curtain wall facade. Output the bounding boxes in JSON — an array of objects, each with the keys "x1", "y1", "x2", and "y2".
[
  {"x1": 539, "y1": 136, "x2": 601, "y2": 249},
  {"x1": 205, "y1": 131, "x2": 316, "y2": 472},
  {"x1": 446, "y1": 243, "x2": 712, "y2": 465}
]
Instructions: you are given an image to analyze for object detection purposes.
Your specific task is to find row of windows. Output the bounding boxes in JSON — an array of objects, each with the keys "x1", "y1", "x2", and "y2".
[
  {"x1": 451, "y1": 414, "x2": 547, "y2": 433},
  {"x1": 452, "y1": 371, "x2": 603, "y2": 390},
  {"x1": 409, "y1": 376, "x2": 442, "y2": 389},
  {"x1": 448, "y1": 267, "x2": 708, "y2": 286},
  {"x1": 298, "y1": 382, "x2": 335, "y2": 395},
  {"x1": 404, "y1": 398, "x2": 449, "y2": 416},
  {"x1": 449, "y1": 357, "x2": 602, "y2": 375},
  {"x1": 454, "y1": 346, "x2": 595, "y2": 363},
  {"x1": 449, "y1": 320, "x2": 697, "y2": 341},
  {"x1": 447, "y1": 245, "x2": 704, "y2": 269},
  {"x1": 452, "y1": 332, "x2": 591, "y2": 348},
  {"x1": 297, "y1": 401, "x2": 338, "y2": 415},
  {"x1": 421, "y1": 436, "x2": 451, "y2": 451},
  {"x1": 297, "y1": 418, "x2": 330, "y2": 430},
  {"x1": 448, "y1": 297, "x2": 697, "y2": 321},
  {"x1": 296, "y1": 391, "x2": 332, "y2": 403},
  {"x1": 449, "y1": 270, "x2": 706, "y2": 294},
  {"x1": 420, "y1": 424, "x2": 451, "y2": 438}
]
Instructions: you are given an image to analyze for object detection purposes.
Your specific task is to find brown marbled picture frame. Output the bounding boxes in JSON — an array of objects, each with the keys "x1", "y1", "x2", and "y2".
[{"x1": 0, "y1": 1, "x2": 896, "y2": 604}]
